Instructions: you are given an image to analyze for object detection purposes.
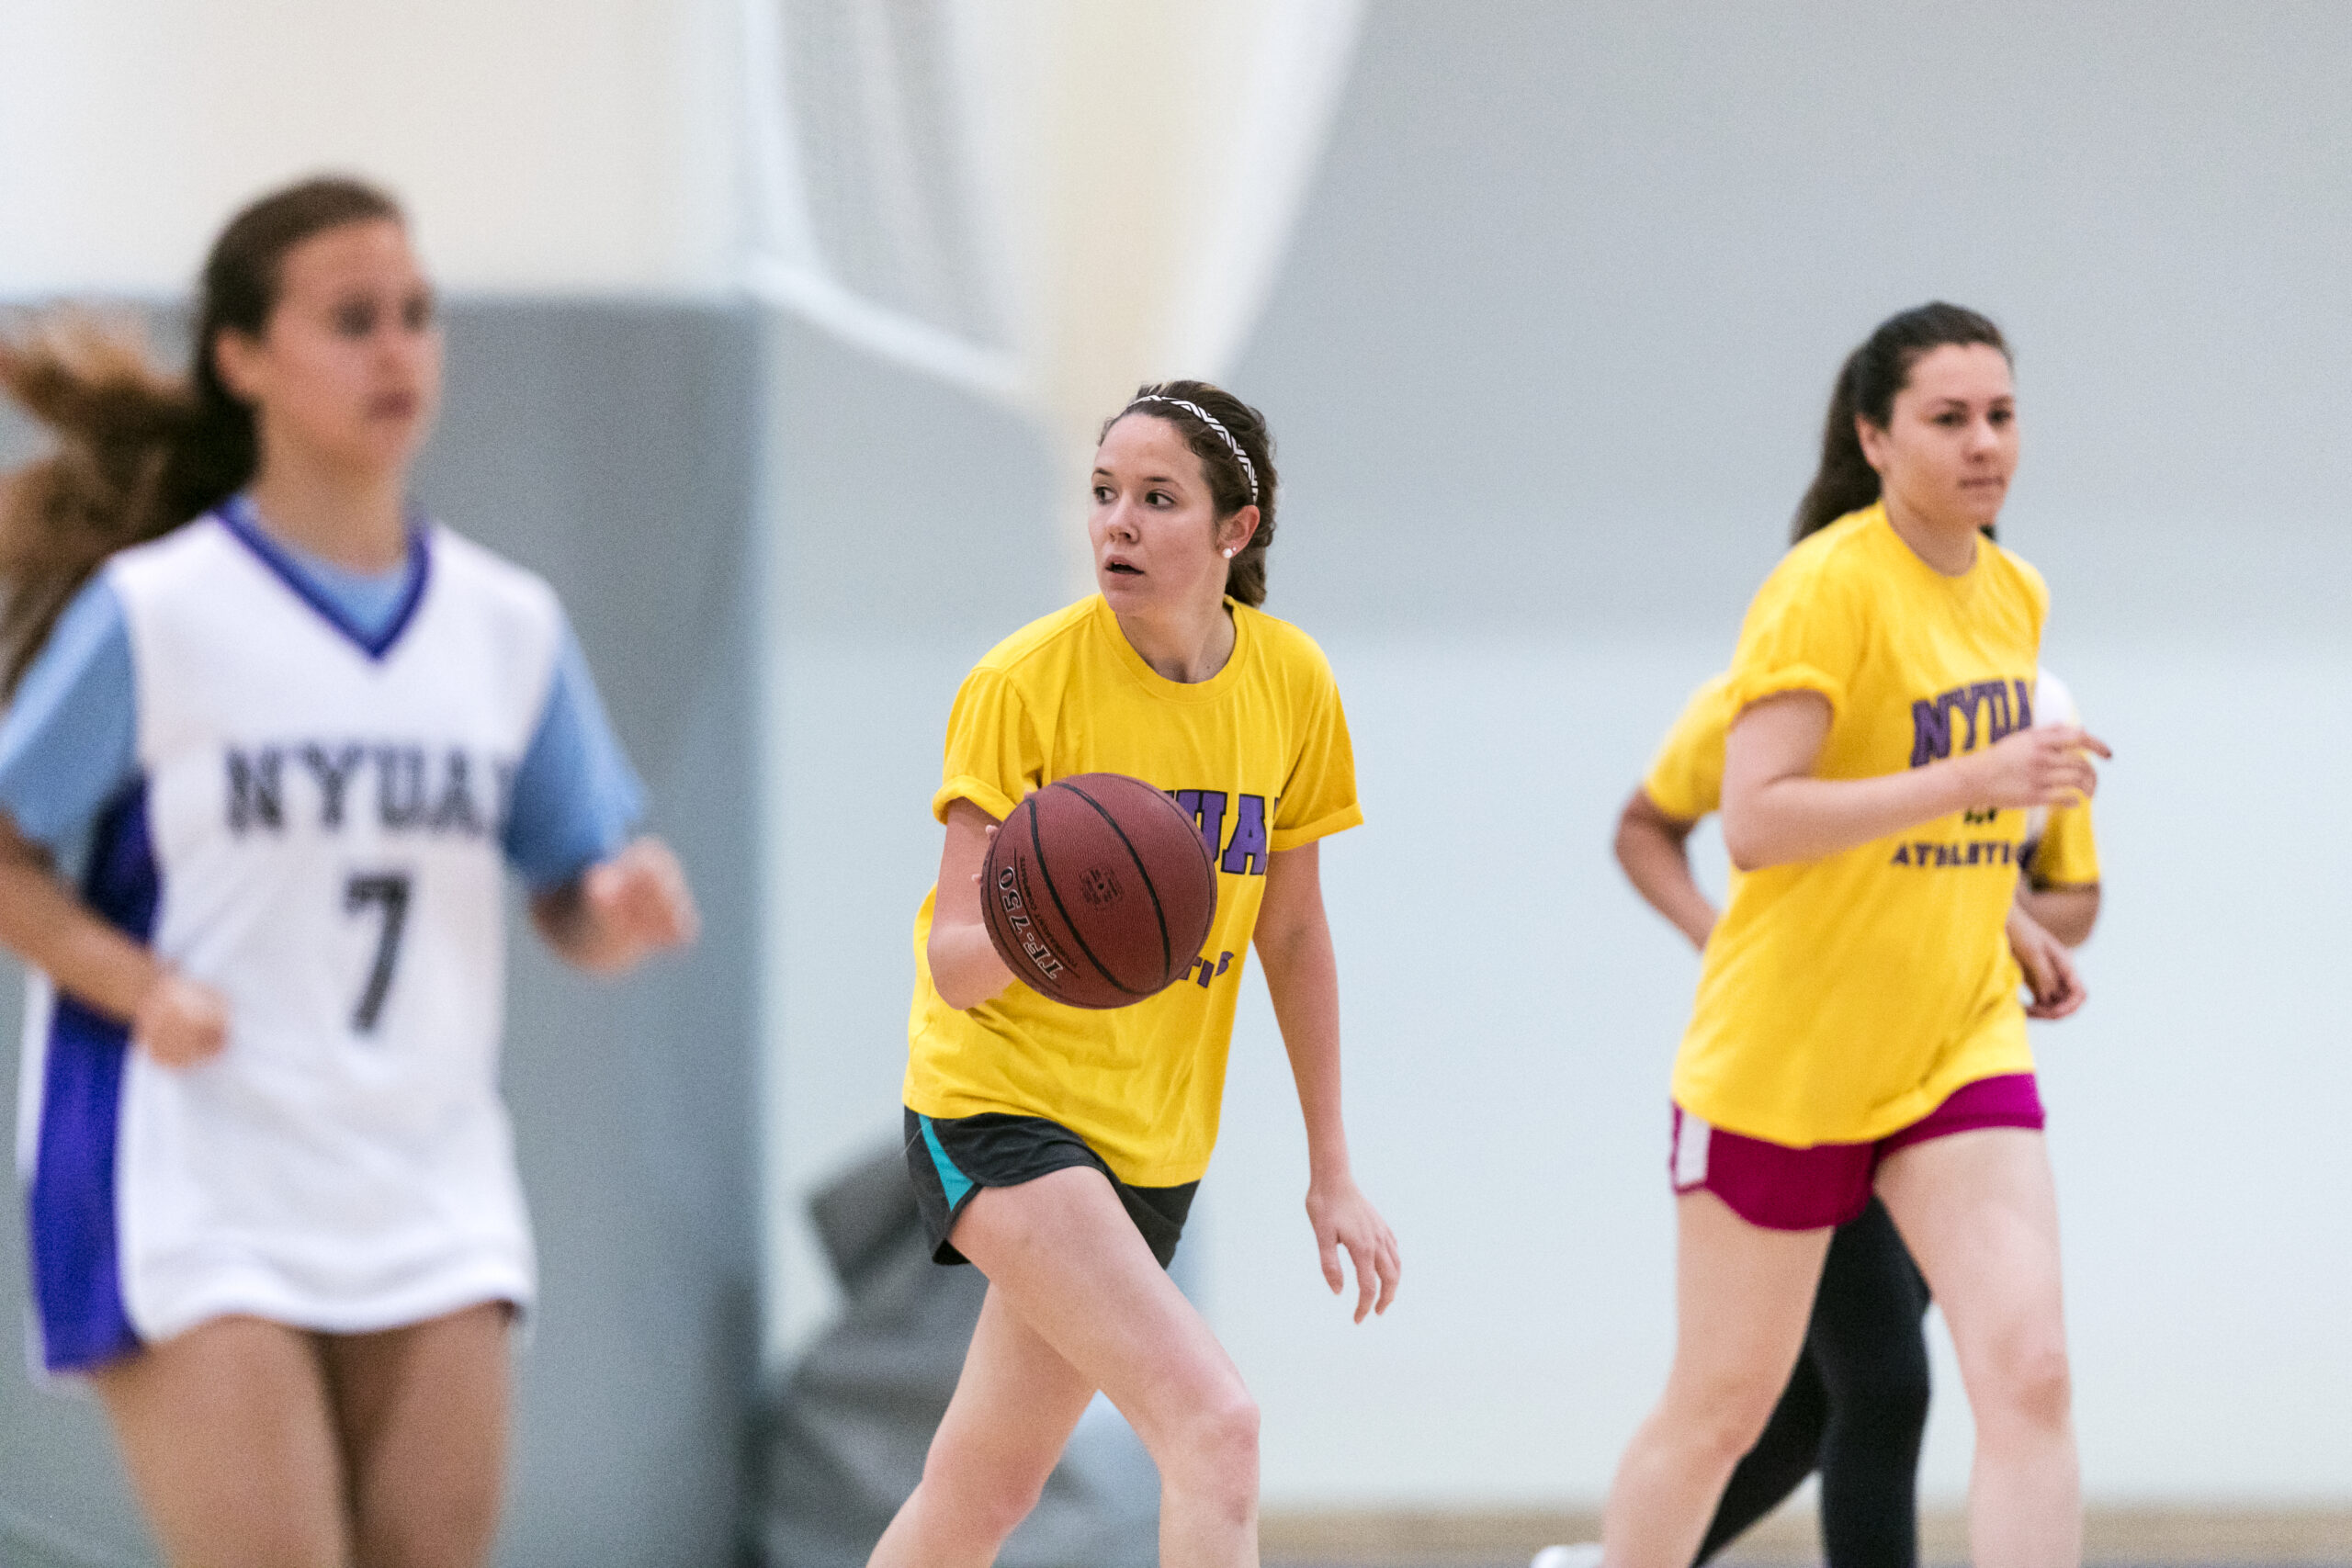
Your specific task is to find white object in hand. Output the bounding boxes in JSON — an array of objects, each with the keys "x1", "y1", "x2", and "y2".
[{"x1": 2023, "y1": 666, "x2": 2077, "y2": 849}]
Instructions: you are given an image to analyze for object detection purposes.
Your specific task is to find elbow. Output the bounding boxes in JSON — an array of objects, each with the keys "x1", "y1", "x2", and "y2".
[
  {"x1": 925, "y1": 938, "x2": 968, "y2": 1009},
  {"x1": 1720, "y1": 818, "x2": 1770, "y2": 874},
  {"x1": 1613, "y1": 793, "x2": 1689, "y2": 878},
  {"x1": 927, "y1": 934, "x2": 1003, "y2": 1011},
  {"x1": 2056, "y1": 890, "x2": 2102, "y2": 949},
  {"x1": 1611, "y1": 813, "x2": 1643, "y2": 880},
  {"x1": 1717, "y1": 791, "x2": 1792, "y2": 873},
  {"x1": 933, "y1": 972, "x2": 990, "y2": 1011}
]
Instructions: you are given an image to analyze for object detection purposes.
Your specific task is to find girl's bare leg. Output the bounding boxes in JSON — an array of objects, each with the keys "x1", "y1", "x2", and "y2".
[
  {"x1": 1600, "y1": 1192, "x2": 1830, "y2": 1568},
  {"x1": 1876, "y1": 1130, "x2": 2078, "y2": 1568},
  {"x1": 871, "y1": 1167, "x2": 1261, "y2": 1568},
  {"x1": 320, "y1": 1301, "x2": 513, "y2": 1568},
  {"x1": 94, "y1": 1314, "x2": 350, "y2": 1568},
  {"x1": 867, "y1": 1282, "x2": 1101, "y2": 1567}
]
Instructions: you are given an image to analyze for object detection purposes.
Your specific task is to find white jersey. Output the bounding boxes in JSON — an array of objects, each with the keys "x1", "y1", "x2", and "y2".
[{"x1": 17, "y1": 515, "x2": 560, "y2": 1369}]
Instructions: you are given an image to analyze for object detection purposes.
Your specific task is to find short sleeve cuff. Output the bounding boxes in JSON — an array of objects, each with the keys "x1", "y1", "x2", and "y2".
[
  {"x1": 1730, "y1": 662, "x2": 1846, "y2": 725},
  {"x1": 2029, "y1": 851, "x2": 2101, "y2": 889},
  {"x1": 1639, "y1": 773, "x2": 1706, "y2": 825},
  {"x1": 933, "y1": 774, "x2": 1021, "y2": 824},
  {"x1": 1269, "y1": 802, "x2": 1363, "y2": 852}
]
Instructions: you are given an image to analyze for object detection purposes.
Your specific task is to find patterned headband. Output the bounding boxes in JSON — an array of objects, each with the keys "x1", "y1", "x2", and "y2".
[{"x1": 1125, "y1": 395, "x2": 1260, "y2": 504}]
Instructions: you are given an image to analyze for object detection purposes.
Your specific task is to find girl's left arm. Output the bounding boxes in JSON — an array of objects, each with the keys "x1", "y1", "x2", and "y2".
[
  {"x1": 531, "y1": 837, "x2": 700, "y2": 976},
  {"x1": 1255, "y1": 840, "x2": 1400, "y2": 1323}
]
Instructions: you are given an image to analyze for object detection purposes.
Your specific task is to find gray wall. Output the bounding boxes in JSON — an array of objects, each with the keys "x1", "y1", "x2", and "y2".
[
  {"x1": 0, "y1": 303, "x2": 763, "y2": 1565},
  {"x1": 762, "y1": 0, "x2": 2352, "y2": 1506}
]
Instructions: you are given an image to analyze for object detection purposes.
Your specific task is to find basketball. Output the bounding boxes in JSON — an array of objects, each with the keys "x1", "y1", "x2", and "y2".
[{"x1": 980, "y1": 773, "x2": 1219, "y2": 1010}]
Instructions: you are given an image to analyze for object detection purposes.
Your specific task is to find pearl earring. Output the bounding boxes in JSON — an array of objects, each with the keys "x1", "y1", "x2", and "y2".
[{"x1": 1222, "y1": 547, "x2": 1236, "y2": 558}]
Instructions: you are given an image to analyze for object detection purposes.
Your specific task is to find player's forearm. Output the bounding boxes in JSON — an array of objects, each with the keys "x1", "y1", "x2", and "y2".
[
  {"x1": 1614, "y1": 818, "x2": 1717, "y2": 950},
  {"x1": 1724, "y1": 752, "x2": 1987, "y2": 871},
  {"x1": 0, "y1": 851, "x2": 164, "y2": 1023},
  {"x1": 927, "y1": 918, "x2": 1015, "y2": 1010},
  {"x1": 1258, "y1": 917, "x2": 1352, "y2": 1184},
  {"x1": 2018, "y1": 883, "x2": 2099, "y2": 948}
]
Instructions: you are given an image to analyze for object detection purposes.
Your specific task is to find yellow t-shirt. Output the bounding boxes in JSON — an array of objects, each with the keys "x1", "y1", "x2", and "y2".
[
  {"x1": 903, "y1": 594, "x2": 1363, "y2": 1187},
  {"x1": 1671, "y1": 505, "x2": 2050, "y2": 1147},
  {"x1": 1648, "y1": 669, "x2": 2099, "y2": 891},
  {"x1": 2027, "y1": 799, "x2": 2099, "y2": 888},
  {"x1": 1642, "y1": 673, "x2": 1737, "y2": 823}
]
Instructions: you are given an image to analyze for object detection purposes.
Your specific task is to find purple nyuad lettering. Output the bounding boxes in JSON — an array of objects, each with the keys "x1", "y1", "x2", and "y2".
[
  {"x1": 1909, "y1": 675, "x2": 2035, "y2": 768},
  {"x1": 1219, "y1": 795, "x2": 1269, "y2": 876},
  {"x1": 1171, "y1": 788, "x2": 1227, "y2": 863}
]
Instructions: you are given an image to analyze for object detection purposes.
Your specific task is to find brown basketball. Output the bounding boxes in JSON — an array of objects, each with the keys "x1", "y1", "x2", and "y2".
[{"x1": 980, "y1": 773, "x2": 1219, "y2": 1010}]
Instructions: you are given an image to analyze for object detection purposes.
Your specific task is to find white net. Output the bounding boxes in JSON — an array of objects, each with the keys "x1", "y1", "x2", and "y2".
[
  {"x1": 745, "y1": 0, "x2": 1021, "y2": 394},
  {"x1": 743, "y1": 0, "x2": 1364, "y2": 440}
]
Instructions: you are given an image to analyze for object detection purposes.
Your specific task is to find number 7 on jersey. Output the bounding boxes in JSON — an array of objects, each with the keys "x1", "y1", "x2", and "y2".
[{"x1": 345, "y1": 873, "x2": 412, "y2": 1034}]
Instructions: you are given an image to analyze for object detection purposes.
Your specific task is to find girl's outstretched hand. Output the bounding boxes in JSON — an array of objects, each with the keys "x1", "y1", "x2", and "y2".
[
  {"x1": 1306, "y1": 1172, "x2": 1401, "y2": 1324},
  {"x1": 133, "y1": 972, "x2": 229, "y2": 1068},
  {"x1": 537, "y1": 836, "x2": 700, "y2": 975}
]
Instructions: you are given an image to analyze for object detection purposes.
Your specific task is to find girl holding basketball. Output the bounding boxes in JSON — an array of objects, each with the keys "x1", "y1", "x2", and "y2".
[
  {"x1": 1593, "y1": 303, "x2": 2106, "y2": 1568},
  {"x1": 0, "y1": 177, "x2": 695, "y2": 1568},
  {"x1": 875, "y1": 380, "x2": 1399, "y2": 1568}
]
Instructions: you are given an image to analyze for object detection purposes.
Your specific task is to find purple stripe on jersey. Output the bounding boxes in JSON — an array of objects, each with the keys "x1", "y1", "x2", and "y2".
[
  {"x1": 215, "y1": 498, "x2": 433, "y2": 660},
  {"x1": 28, "y1": 782, "x2": 159, "y2": 1371}
]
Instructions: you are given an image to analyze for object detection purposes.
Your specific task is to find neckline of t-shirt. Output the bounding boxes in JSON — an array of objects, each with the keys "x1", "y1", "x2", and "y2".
[
  {"x1": 1090, "y1": 594, "x2": 1251, "y2": 704},
  {"x1": 216, "y1": 496, "x2": 434, "y2": 660},
  {"x1": 1866, "y1": 506, "x2": 1988, "y2": 599}
]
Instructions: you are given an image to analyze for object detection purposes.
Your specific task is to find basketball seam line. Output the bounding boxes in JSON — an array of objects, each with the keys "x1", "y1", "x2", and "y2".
[
  {"x1": 1030, "y1": 785, "x2": 1149, "y2": 998},
  {"x1": 1064, "y1": 780, "x2": 1174, "y2": 985}
]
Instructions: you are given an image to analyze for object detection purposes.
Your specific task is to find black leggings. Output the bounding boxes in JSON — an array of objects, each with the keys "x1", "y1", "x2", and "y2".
[{"x1": 1693, "y1": 1197, "x2": 1931, "y2": 1568}]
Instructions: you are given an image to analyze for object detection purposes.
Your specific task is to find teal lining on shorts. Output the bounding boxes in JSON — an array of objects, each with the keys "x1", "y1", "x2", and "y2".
[{"x1": 918, "y1": 1115, "x2": 974, "y2": 1208}]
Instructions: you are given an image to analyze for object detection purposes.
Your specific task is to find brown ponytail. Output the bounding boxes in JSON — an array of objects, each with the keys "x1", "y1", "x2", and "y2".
[
  {"x1": 1101, "y1": 379, "x2": 1278, "y2": 606},
  {"x1": 1791, "y1": 301, "x2": 2010, "y2": 544},
  {"x1": 0, "y1": 175, "x2": 402, "y2": 694}
]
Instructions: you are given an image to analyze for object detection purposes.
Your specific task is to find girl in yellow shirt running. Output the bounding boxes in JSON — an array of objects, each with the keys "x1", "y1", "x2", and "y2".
[
  {"x1": 872, "y1": 381, "x2": 1399, "y2": 1568},
  {"x1": 1600, "y1": 304, "x2": 2107, "y2": 1568}
]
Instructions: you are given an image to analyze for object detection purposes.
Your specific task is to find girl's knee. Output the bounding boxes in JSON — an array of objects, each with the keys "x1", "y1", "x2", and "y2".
[
  {"x1": 1664, "y1": 1369, "x2": 1787, "y2": 1469},
  {"x1": 1201, "y1": 1388, "x2": 1261, "y2": 1468},
  {"x1": 1152, "y1": 1385, "x2": 1261, "y2": 1507},
  {"x1": 1975, "y1": 1336, "x2": 2071, "y2": 1432}
]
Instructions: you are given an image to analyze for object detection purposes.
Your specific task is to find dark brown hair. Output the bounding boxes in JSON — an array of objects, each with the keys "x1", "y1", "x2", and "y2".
[
  {"x1": 1100, "y1": 378, "x2": 1278, "y2": 606},
  {"x1": 0, "y1": 176, "x2": 403, "y2": 693},
  {"x1": 1791, "y1": 301, "x2": 2010, "y2": 544}
]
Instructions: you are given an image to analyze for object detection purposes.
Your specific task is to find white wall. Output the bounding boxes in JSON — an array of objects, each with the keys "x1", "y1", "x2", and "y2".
[{"x1": 0, "y1": 0, "x2": 741, "y2": 296}]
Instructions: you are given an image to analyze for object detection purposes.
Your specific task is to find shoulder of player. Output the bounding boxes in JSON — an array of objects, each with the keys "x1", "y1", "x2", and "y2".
[
  {"x1": 1984, "y1": 537, "x2": 2050, "y2": 609},
  {"x1": 966, "y1": 596, "x2": 1102, "y2": 684},
  {"x1": 1667, "y1": 671, "x2": 1737, "y2": 741},
  {"x1": 104, "y1": 511, "x2": 241, "y2": 595},
  {"x1": 423, "y1": 524, "x2": 561, "y2": 615},
  {"x1": 1743, "y1": 511, "x2": 1880, "y2": 620},
  {"x1": 1234, "y1": 602, "x2": 1338, "y2": 685},
  {"x1": 408, "y1": 525, "x2": 574, "y2": 667},
  {"x1": 1686, "y1": 670, "x2": 1737, "y2": 711}
]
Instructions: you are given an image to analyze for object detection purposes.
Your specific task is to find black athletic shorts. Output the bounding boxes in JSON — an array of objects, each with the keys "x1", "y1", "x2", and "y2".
[{"x1": 903, "y1": 1107, "x2": 1198, "y2": 1269}]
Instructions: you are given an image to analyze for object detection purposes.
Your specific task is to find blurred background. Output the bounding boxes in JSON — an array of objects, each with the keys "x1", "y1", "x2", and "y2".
[{"x1": 5, "y1": 1, "x2": 2351, "y2": 1563}]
